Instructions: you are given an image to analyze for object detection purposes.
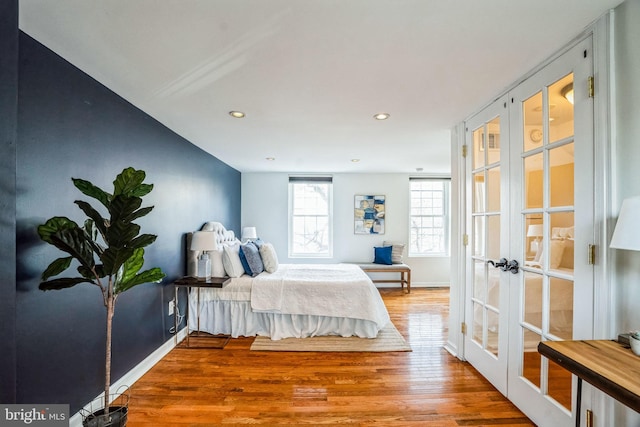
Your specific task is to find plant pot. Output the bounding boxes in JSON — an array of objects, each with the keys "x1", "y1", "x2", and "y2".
[
  {"x1": 81, "y1": 386, "x2": 130, "y2": 427},
  {"x1": 82, "y1": 406, "x2": 128, "y2": 427}
]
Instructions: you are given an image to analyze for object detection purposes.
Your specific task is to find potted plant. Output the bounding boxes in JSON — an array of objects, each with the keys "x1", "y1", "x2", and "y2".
[{"x1": 37, "y1": 167, "x2": 166, "y2": 427}]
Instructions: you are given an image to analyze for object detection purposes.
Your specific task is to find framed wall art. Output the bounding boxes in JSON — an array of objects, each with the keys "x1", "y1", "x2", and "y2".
[{"x1": 354, "y1": 195, "x2": 385, "y2": 234}]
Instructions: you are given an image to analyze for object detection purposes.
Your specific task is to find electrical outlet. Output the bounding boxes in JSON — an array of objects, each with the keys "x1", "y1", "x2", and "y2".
[{"x1": 168, "y1": 300, "x2": 175, "y2": 316}]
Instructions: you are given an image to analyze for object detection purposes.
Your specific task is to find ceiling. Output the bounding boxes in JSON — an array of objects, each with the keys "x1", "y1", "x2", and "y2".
[{"x1": 18, "y1": 0, "x2": 623, "y2": 174}]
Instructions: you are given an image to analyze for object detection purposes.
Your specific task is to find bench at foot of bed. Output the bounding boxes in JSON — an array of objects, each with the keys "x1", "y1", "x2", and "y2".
[{"x1": 353, "y1": 263, "x2": 411, "y2": 294}]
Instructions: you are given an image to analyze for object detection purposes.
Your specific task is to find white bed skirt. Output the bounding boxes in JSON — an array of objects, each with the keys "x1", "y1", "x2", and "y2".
[{"x1": 188, "y1": 299, "x2": 382, "y2": 340}]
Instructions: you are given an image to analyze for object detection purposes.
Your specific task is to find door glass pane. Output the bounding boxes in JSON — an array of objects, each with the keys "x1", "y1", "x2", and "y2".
[
  {"x1": 524, "y1": 153, "x2": 543, "y2": 209},
  {"x1": 473, "y1": 172, "x2": 485, "y2": 213},
  {"x1": 487, "y1": 166, "x2": 501, "y2": 212},
  {"x1": 548, "y1": 358, "x2": 573, "y2": 410},
  {"x1": 549, "y1": 211, "x2": 574, "y2": 273},
  {"x1": 524, "y1": 214, "x2": 543, "y2": 264},
  {"x1": 487, "y1": 117, "x2": 501, "y2": 164},
  {"x1": 549, "y1": 74, "x2": 574, "y2": 143},
  {"x1": 524, "y1": 272, "x2": 543, "y2": 329},
  {"x1": 473, "y1": 126, "x2": 485, "y2": 169},
  {"x1": 549, "y1": 277, "x2": 574, "y2": 340},
  {"x1": 524, "y1": 91, "x2": 543, "y2": 152},
  {"x1": 522, "y1": 329, "x2": 542, "y2": 388},
  {"x1": 473, "y1": 260, "x2": 486, "y2": 300},
  {"x1": 473, "y1": 302, "x2": 484, "y2": 345},
  {"x1": 550, "y1": 143, "x2": 574, "y2": 208},
  {"x1": 487, "y1": 215, "x2": 500, "y2": 261},
  {"x1": 487, "y1": 309, "x2": 499, "y2": 356},
  {"x1": 473, "y1": 216, "x2": 484, "y2": 257}
]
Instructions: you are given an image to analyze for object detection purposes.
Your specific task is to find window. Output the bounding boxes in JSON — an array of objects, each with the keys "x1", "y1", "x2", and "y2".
[
  {"x1": 409, "y1": 178, "x2": 450, "y2": 256},
  {"x1": 289, "y1": 176, "x2": 332, "y2": 257}
]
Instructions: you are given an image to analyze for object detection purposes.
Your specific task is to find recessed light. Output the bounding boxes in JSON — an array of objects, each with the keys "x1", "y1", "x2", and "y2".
[
  {"x1": 265, "y1": 157, "x2": 275, "y2": 161},
  {"x1": 351, "y1": 159, "x2": 360, "y2": 163},
  {"x1": 416, "y1": 167, "x2": 423, "y2": 172},
  {"x1": 373, "y1": 113, "x2": 390, "y2": 120},
  {"x1": 229, "y1": 111, "x2": 245, "y2": 118}
]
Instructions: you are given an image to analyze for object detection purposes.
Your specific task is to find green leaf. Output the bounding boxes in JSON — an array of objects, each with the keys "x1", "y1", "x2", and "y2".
[
  {"x1": 105, "y1": 221, "x2": 140, "y2": 248},
  {"x1": 39, "y1": 277, "x2": 95, "y2": 291},
  {"x1": 113, "y1": 168, "x2": 146, "y2": 197},
  {"x1": 130, "y1": 183, "x2": 153, "y2": 198},
  {"x1": 118, "y1": 248, "x2": 144, "y2": 286},
  {"x1": 129, "y1": 233, "x2": 157, "y2": 250},
  {"x1": 42, "y1": 256, "x2": 73, "y2": 281},
  {"x1": 49, "y1": 227, "x2": 95, "y2": 269},
  {"x1": 128, "y1": 206, "x2": 154, "y2": 222},
  {"x1": 116, "y1": 267, "x2": 165, "y2": 294},
  {"x1": 78, "y1": 264, "x2": 106, "y2": 279},
  {"x1": 75, "y1": 201, "x2": 107, "y2": 237},
  {"x1": 72, "y1": 178, "x2": 111, "y2": 209},
  {"x1": 38, "y1": 217, "x2": 78, "y2": 244},
  {"x1": 101, "y1": 246, "x2": 134, "y2": 276},
  {"x1": 109, "y1": 195, "x2": 142, "y2": 223}
]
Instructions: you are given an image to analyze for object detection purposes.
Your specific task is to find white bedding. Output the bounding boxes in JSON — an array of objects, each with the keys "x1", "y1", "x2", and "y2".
[{"x1": 188, "y1": 263, "x2": 390, "y2": 340}]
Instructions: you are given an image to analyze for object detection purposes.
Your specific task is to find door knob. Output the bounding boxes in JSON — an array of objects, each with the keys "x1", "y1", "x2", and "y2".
[
  {"x1": 488, "y1": 258, "x2": 509, "y2": 270},
  {"x1": 506, "y1": 259, "x2": 519, "y2": 274}
]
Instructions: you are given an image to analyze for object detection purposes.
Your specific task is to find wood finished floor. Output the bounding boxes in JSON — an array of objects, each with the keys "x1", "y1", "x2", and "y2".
[{"x1": 124, "y1": 288, "x2": 534, "y2": 426}]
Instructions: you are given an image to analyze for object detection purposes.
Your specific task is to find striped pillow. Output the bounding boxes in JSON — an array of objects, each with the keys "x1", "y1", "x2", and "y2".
[{"x1": 383, "y1": 241, "x2": 405, "y2": 264}]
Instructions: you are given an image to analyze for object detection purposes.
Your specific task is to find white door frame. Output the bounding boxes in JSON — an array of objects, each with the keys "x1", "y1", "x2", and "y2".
[{"x1": 448, "y1": 11, "x2": 614, "y2": 426}]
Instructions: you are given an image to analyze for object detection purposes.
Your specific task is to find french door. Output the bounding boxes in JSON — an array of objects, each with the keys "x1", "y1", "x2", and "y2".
[{"x1": 464, "y1": 36, "x2": 594, "y2": 426}]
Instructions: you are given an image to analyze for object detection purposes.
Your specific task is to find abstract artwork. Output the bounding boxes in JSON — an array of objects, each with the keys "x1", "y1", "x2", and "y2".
[{"x1": 354, "y1": 195, "x2": 385, "y2": 234}]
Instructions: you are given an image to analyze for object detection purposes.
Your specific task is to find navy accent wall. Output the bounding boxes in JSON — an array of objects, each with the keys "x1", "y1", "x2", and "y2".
[
  {"x1": 0, "y1": 0, "x2": 18, "y2": 405},
  {"x1": 15, "y1": 32, "x2": 240, "y2": 413}
]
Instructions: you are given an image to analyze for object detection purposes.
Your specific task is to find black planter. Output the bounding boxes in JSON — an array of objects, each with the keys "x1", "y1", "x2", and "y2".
[{"x1": 82, "y1": 406, "x2": 128, "y2": 427}]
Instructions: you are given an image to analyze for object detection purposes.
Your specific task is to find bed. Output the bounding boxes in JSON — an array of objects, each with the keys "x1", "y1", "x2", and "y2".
[{"x1": 185, "y1": 222, "x2": 390, "y2": 340}]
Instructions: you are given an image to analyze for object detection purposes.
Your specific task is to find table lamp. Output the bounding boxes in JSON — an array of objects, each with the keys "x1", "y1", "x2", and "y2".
[
  {"x1": 610, "y1": 196, "x2": 640, "y2": 251},
  {"x1": 527, "y1": 224, "x2": 543, "y2": 253},
  {"x1": 190, "y1": 231, "x2": 217, "y2": 279},
  {"x1": 242, "y1": 226, "x2": 257, "y2": 243}
]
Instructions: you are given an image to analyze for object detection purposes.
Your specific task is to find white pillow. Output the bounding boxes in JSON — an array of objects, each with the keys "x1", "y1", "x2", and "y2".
[
  {"x1": 210, "y1": 248, "x2": 225, "y2": 278},
  {"x1": 222, "y1": 243, "x2": 245, "y2": 278},
  {"x1": 549, "y1": 239, "x2": 566, "y2": 269},
  {"x1": 383, "y1": 241, "x2": 405, "y2": 264},
  {"x1": 259, "y1": 243, "x2": 279, "y2": 273}
]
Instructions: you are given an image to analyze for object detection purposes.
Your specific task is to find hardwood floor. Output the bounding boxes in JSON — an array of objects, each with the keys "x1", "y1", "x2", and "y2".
[{"x1": 124, "y1": 288, "x2": 534, "y2": 426}]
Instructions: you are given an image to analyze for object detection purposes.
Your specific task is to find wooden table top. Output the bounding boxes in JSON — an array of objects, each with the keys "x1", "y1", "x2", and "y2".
[{"x1": 538, "y1": 340, "x2": 640, "y2": 412}]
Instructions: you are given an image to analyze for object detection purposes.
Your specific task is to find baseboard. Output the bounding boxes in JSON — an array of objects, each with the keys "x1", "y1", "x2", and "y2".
[
  {"x1": 374, "y1": 282, "x2": 450, "y2": 289},
  {"x1": 69, "y1": 326, "x2": 188, "y2": 427}
]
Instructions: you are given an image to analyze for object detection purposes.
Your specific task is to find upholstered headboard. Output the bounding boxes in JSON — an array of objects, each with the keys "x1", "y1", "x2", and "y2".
[{"x1": 186, "y1": 222, "x2": 238, "y2": 277}]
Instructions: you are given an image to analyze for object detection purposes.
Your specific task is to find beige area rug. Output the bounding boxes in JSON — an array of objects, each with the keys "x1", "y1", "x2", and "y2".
[{"x1": 250, "y1": 322, "x2": 411, "y2": 352}]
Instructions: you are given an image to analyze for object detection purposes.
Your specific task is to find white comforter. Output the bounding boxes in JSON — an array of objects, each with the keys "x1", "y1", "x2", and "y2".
[{"x1": 250, "y1": 263, "x2": 390, "y2": 329}]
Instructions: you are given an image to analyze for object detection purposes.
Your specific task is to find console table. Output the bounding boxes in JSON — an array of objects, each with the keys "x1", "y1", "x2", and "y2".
[
  {"x1": 173, "y1": 276, "x2": 231, "y2": 348},
  {"x1": 538, "y1": 340, "x2": 640, "y2": 426}
]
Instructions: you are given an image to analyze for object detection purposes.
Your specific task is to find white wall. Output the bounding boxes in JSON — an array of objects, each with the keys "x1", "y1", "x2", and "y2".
[
  {"x1": 241, "y1": 172, "x2": 450, "y2": 287},
  {"x1": 613, "y1": 0, "x2": 640, "y2": 425}
]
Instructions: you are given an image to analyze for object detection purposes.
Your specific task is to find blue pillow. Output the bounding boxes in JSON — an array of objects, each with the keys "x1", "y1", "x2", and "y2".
[
  {"x1": 239, "y1": 242, "x2": 264, "y2": 276},
  {"x1": 373, "y1": 246, "x2": 393, "y2": 265}
]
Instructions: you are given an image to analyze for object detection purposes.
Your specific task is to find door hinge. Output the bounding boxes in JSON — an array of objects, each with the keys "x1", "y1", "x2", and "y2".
[
  {"x1": 588, "y1": 244, "x2": 596, "y2": 265},
  {"x1": 586, "y1": 409, "x2": 594, "y2": 427},
  {"x1": 463, "y1": 234, "x2": 469, "y2": 246},
  {"x1": 462, "y1": 145, "x2": 468, "y2": 158},
  {"x1": 461, "y1": 322, "x2": 467, "y2": 335},
  {"x1": 588, "y1": 76, "x2": 594, "y2": 98}
]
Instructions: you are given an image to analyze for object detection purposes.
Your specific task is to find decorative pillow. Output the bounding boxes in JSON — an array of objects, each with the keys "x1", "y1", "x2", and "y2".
[
  {"x1": 252, "y1": 237, "x2": 265, "y2": 250},
  {"x1": 549, "y1": 239, "x2": 566, "y2": 269},
  {"x1": 239, "y1": 242, "x2": 264, "y2": 277},
  {"x1": 383, "y1": 241, "x2": 405, "y2": 264},
  {"x1": 373, "y1": 246, "x2": 393, "y2": 265},
  {"x1": 222, "y1": 243, "x2": 245, "y2": 278},
  {"x1": 259, "y1": 243, "x2": 279, "y2": 273},
  {"x1": 210, "y1": 248, "x2": 226, "y2": 277}
]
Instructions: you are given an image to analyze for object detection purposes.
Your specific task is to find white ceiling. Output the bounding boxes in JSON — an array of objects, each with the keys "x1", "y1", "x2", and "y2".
[{"x1": 19, "y1": 0, "x2": 622, "y2": 174}]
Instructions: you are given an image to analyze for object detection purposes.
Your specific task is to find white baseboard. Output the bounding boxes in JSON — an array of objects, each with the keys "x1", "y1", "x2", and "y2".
[
  {"x1": 69, "y1": 327, "x2": 187, "y2": 427},
  {"x1": 374, "y1": 282, "x2": 450, "y2": 289}
]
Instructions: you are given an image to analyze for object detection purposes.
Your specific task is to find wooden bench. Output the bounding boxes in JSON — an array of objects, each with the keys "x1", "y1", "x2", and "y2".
[{"x1": 353, "y1": 263, "x2": 411, "y2": 294}]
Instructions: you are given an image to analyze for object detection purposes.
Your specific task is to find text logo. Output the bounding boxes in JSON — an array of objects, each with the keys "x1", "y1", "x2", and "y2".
[{"x1": 0, "y1": 405, "x2": 68, "y2": 426}]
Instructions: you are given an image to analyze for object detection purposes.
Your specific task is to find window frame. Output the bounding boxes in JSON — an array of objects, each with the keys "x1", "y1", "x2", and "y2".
[
  {"x1": 288, "y1": 176, "x2": 333, "y2": 258},
  {"x1": 409, "y1": 178, "x2": 451, "y2": 257}
]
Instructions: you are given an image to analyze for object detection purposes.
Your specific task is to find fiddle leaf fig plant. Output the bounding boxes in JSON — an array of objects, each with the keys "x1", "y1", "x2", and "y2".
[{"x1": 37, "y1": 167, "x2": 166, "y2": 423}]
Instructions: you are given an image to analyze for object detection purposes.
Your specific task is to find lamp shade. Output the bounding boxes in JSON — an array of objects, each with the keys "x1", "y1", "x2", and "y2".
[
  {"x1": 242, "y1": 226, "x2": 257, "y2": 241},
  {"x1": 527, "y1": 224, "x2": 543, "y2": 238},
  {"x1": 610, "y1": 196, "x2": 640, "y2": 251},
  {"x1": 190, "y1": 231, "x2": 217, "y2": 252}
]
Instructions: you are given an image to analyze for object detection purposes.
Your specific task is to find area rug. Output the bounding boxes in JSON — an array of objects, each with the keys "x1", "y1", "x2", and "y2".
[{"x1": 250, "y1": 322, "x2": 411, "y2": 352}]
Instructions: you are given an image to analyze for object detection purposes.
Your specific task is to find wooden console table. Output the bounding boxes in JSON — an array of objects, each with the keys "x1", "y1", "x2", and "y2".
[{"x1": 538, "y1": 340, "x2": 640, "y2": 426}]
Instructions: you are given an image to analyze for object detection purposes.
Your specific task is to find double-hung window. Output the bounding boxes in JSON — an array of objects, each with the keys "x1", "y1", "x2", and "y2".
[
  {"x1": 288, "y1": 176, "x2": 333, "y2": 257},
  {"x1": 409, "y1": 178, "x2": 450, "y2": 256}
]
